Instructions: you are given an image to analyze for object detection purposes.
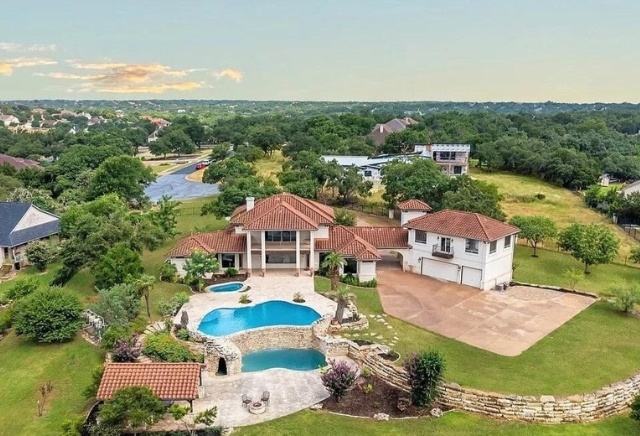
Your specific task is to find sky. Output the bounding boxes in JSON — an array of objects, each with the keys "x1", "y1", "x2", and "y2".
[{"x1": 1, "y1": 0, "x2": 639, "y2": 102}]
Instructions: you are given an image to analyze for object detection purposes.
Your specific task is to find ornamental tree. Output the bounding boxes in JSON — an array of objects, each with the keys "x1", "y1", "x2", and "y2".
[
  {"x1": 508, "y1": 215, "x2": 558, "y2": 257},
  {"x1": 98, "y1": 386, "x2": 166, "y2": 430},
  {"x1": 404, "y1": 350, "x2": 446, "y2": 407},
  {"x1": 13, "y1": 287, "x2": 83, "y2": 342},
  {"x1": 321, "y1": 359, "x2": 357, "y2": 402},
  {"x1": 25, "y1": 240, "x2": 58, "y2": 272},
  {"x1": 183, "y1": 250, "x2": 219, "y2": 291},
  {"x1": 558, "y1": 223, "x2": 619, "y2": 273},
  {"x1": 91, "y1": 243, "x2": 144, "y2": 289}
]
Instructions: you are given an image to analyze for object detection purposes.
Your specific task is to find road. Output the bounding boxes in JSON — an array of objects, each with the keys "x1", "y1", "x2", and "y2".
[{"x1": 144, "y1": 163, "x2": 220, "y2": 201}]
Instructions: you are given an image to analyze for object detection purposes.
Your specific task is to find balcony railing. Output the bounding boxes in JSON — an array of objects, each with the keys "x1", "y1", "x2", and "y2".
[{"x1": 432, "y1": 243, "x2": 454, "y2": 259}]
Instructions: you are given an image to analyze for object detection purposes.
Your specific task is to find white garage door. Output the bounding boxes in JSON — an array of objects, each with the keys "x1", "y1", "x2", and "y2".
[
  {"x1": 422, "y1": 259, "x2": 459, "y2": 283},
  {"x1": 461, "y1": 266, "x2": 482, "y2": 288}
]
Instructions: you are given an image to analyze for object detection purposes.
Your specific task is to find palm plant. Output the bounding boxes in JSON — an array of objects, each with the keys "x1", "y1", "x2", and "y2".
[
  {"x1": 334, "y1": 285, "x2": 355, "y2": 323},
  {"x1": 133, "y1": 274, "x2": 156, "y2": 318},
  {"x1": 321, "y1": 251, "x2": 346, "y2": 294}
]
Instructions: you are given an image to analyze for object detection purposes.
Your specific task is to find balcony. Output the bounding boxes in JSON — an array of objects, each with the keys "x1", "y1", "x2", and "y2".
[
  {"x1": 432, "y1": 243, "x2": 454, "y2": 259},
  {"x1": 251, "y1": 240, "x2": 311, "y2": 251}
]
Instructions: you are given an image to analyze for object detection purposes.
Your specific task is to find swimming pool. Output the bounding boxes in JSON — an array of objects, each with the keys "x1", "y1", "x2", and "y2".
[
  {"x1": 198, "y1": 300, "x2": 321, "y2": 336},
  {"x1": 207, "y1": 282, "x2": 244, "y2": 292},
  {"x1": 242, "y1": 348, "x2": 326, "y2": 372}
]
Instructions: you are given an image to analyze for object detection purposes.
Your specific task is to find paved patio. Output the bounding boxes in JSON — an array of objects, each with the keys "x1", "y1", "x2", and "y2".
[
  {"x1": 177, "y1": 275, "x2": 337, "y2": 333},
  {"x1": 377, "y1": 270, "x2": 596, "y2": 356}
]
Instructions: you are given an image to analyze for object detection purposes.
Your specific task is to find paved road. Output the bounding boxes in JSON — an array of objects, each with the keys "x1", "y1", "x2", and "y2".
[{"x1": 145, "y1": 163, "x2": 220, "y2": 201}]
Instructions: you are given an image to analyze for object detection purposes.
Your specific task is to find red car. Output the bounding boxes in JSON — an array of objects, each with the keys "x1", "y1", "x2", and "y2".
[{"x1": 195, "y1": 162, "x2": 206, "y2": 170}]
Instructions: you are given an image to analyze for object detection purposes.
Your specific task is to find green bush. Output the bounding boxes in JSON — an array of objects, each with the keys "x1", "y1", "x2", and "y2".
[
  {"x1": 360, "y1": 278, "x2": 377, "y2": 288},
  {"x1": 101, "y1": 324, "x2": 134, "y2": 351},
  {"x1": 158, "y1": 292, "x2": 190, "y2": 317},
  {"x1": 404, "y1": 350, "x2": 446, "y2": 407},
  {"x1": 175, "y1": 328, "x2": 190, "y2": 341},
  {"x1": 13, "y1": 287, "x2": 83, "y2": 342},
  {"x1": 99, "y1": 386, "x2": 166, "y2": 429},
  {"x1": 160, "y1": 262, "x2": 178, "y2": 282},
  {"x1": 143, "y1": 333, "x2": 198, "y2": 362},
  {"x1": 25, "y1": 240, "x2": 58, "y2": 272},
  {"x1": 340, "y1": 273, "x2": 358, "y2": 286},
  {"x1": 631, "y1": 394, "x2": 640, "y2": 422},
  {"x1": 0, "y1": 308, "x2": 13, "y2": 334},
  {"x1": 238, "y1": 293, "x2": 251, "y2": 304},
  {"x1": 91, "y1": 284, "x2": 141, "y2": 327},
  {"x1": 224, "y1": 267, "x2": 239, "y2": 277},
  {"x1": 6, "y1": 277, "x2": 41, "y2": 301}
]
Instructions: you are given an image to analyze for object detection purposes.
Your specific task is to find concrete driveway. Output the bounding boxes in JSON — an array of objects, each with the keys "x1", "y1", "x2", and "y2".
[
  {"x1": 145, "y1": 163, "x2": 220, "y2": 201},
  {"x1": 376, "y1": 270, "x2": 596, "y2": 356}
]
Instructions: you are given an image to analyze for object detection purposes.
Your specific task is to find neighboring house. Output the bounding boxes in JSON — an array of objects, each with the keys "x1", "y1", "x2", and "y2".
[
  {"x1": 0, "y1": 153, "x2": 42, "y2": 170},
  {"x1": 147, "y1": 129, "x2": 161, "y2": 143},
  {"x1": 168, "y1": 194, "x2": 519, "y2": 290},
  {"x1": 621, "y1": 180, "x2": 640, "y2": 197},
  {"x1": 0, "y1": 114, "x2": 20, "y2": 126},
  {"x1": 87, "y1": 116, "x2": 105, "y2": 126},
  {"x1": 414, "y1": 143, "x2": 471, "y2": 176},
  {"x1": 168, "y1": 193, "x2": 409, "y2": 282},
  {"x1": 368, "y1": 117, "x2": 418, "y2": 145},
  {"x1": 0, "y1": 202, "x2": 60, "y2": 268},
  {"x1": 320, "y1": 154, "x2": 416, "y2": 181},
  {"x1": 40, "y1": 119, "x2": 57, "y2": 128},
  {"x1": 403, "y1": 208, "x2": 519, "y2": 290}
]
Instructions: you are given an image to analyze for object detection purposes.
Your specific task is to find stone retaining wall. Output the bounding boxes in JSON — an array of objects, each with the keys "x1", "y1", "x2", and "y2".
[
  {"x1": 325, "y1": 338, "x2": 640, "y2": 423},
  {"x1": 228, "y1": 326, "x2": 321, "y2": 355}
]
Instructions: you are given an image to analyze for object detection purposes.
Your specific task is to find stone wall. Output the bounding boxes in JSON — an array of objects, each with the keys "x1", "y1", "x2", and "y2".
[
  {"x1": 228, "y1": 326, "x2": 321, "y2": 355},
  {"x1": 331, "y1": 338, "x2": 640, "y2": 423}
]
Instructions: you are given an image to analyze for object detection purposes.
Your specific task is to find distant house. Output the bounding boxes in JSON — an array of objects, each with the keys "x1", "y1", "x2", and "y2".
[
  {"x1": 0, "y1": 115, "x2": 20, "y2": 127},
  {"x1": 40, "y1": 119, "x2": 58, "y2": 128},
  {"x1": 0, "y1": 153, "x2": 42, "y2": 171},
  {"x1": 368, "y1": 117, "x2": 418, "y2": 145},
  {"x1": 414, "y1": 143, "x2": 471, "y2": 176},
  {"x1": 0, "y1": 202, "x2": 60, "y2": 269},
  {"x1": 87, "y1": 116, "x2": 105, "y2": 126},
  {"x1": 621, "y1": 181, "x2": 640, "y2": 197},
  {"x1": 321, "y1": 154, "x2": 416, "y2": 181}
]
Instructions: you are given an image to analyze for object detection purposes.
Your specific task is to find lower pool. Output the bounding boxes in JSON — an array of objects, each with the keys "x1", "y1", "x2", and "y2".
[
  {"x1": 207, "y1": 282, "x2": 243, "y2": 292},
  {"x1": 242, "y1": 348, "x2": 326, "y2": 372},
  {"x1": 198, "y1": 300, "x2": 321, "y2": 336}
]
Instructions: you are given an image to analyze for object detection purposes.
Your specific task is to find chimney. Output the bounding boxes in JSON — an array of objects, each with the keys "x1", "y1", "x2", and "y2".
[{"x1": 246, "y1": 197, "x2": 255, "y2": 211}]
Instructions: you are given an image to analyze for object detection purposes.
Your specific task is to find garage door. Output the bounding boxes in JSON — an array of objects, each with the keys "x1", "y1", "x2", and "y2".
[
  {"x1": 422, "y1": 259, "x2": 459, "y2": 283},
  {"x1": 461, "y1": 266, "x2": 482, "y2": 288}
]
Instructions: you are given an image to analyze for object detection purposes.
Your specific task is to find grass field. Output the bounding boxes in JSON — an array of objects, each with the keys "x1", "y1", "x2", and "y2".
[
  {"x1": 236, "y1": 410, "x2": 638, "y2": 436},
  {"x1": 469, "y1": 167, "x2": 638, "y2": 260},
  {"x1": 254, "y1": 150, "x2": 286, "y2": 183}
]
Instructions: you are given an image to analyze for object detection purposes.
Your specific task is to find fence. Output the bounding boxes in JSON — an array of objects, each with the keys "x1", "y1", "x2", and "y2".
[{"x1": 620, "y1": 224, "x2": 640, "y2": 243}]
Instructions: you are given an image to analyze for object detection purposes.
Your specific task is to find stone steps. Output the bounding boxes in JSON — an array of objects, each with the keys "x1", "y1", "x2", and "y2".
[{"x1": 143, "y1": 321, "x2": 166, "y2": 335}]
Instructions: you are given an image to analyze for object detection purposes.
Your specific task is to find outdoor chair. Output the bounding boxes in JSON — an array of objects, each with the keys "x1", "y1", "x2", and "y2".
[
  {"x1": 242, "y1": 393, "x2": 251, "y2": 408},
  {"x1": 261, "y1": 390, "x2": 270, "y2": 405}
]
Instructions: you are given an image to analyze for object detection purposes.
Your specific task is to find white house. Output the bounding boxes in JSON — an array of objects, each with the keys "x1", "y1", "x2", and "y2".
[
  {"x1": 0, "y1": 115, "x2": 20, "y2": 126},
  {"x1": 414, "y1": 143, "x2": 471, "y2": 176},
  {"x1": 168, "y1": 194, "x2": 520, "y2": 291},
  {"x1": 321, "y1": 154, "x2": 415, "y2": 182},
  {"x1": 402, "y1": 208, "x2": 518, "y2": 290}
]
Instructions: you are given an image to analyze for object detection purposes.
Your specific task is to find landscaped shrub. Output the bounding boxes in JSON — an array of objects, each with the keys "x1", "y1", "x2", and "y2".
[
  {"x1": 607, "y1": 286, "x2": 640, "y2": 313},
  {"x1": 175, "y1": 328, "x2": 190, "y2": 341},
  {"x1": 0, "y1": 309, "x2": 13, "y2": 334},
  {"x1": 99, "y1": 386, "x2": 166, "y2": 429},
  {"x1": 101, "y1": 324, "x2": 134, "y2": 351},
  {"x1": 224, "y1": 267, "x2": 238, "y2": 277},
  {"x1": 239, "y1": 293, "x2": 251, "y2": 304},
  {"x1": 13, "y1": 287, "x2": 83, "y2": 342},
  {"x1": 340, "y1": 273, "x2": 358, "y2": 286},
  {"x1": 631, "y1": 394, "x2": 640, "y2": 422},
  {"x1": 360, "y1": 278, "x2": 377, "y2": 288},
  {"x1": 293, "y1": 291, "x2": 305, "y2": 303},
  {"x1": 159, "y1": 262, "x2": 178, "y2": 282},
  {"x1": 404, "y1": 350, "x2": 446, "y2": 407},
  {"x1": 5, "y1": 277, "x2": 41, "y2": 301},
  {"x1": 112, "y1": 334, "x2": 141, "y2": 362},
  {"x1": 91, "y1": 284, "x2": 141, "y2": 327},
  {"x1": 335, "y1": 209, "x2": 357, "y2": 226},
  {"x1": 321, "y1": 359, "x2": 357, "y2": 402},
  {"x1": 83, "y1": 366, "x2": 105, "y2": 399},
  {"x1": 157, "y1": 292, "x2": 190, "y2": 317},
  {"x1": 25, "y1": 240, "x2": 58, "y2": 272},
  {"x1": 143, "y1": 332, "x2": 198, "y2": 362}
]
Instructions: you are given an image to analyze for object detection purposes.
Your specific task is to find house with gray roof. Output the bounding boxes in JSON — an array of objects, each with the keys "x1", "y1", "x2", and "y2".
[{"x1": 0, "y1": 202, "x2": 60, "y2": 269}]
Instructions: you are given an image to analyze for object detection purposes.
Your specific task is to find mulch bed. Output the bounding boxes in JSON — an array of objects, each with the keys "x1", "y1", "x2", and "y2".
[{"x1": 322, "y1": 375, "x2": 438, "y2": 418}]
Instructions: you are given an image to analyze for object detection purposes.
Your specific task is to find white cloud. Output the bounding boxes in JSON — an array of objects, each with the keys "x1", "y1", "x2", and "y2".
[
  {"x1": 0, "y1": 43, "x2": 57, "y2": 52},
  {"x1": 214, "y1": 69, "x2": 243, "y2": 82}
]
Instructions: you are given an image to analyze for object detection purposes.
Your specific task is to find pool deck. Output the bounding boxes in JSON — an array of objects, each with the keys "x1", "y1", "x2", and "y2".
[{"x1": 176, "y1": 276, "x2": 337, "y2": 333}]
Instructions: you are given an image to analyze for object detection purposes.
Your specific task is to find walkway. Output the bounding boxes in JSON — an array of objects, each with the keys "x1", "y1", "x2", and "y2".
[
  {"x1": 195, "y1": 369, "x2": 328, "y2": 427},
  {"x1": 377, "y1": 270, "x2": 596, "y2": 356},
  {"x1": 145, "y1": 163, "x2": 220, "y2": 201}
]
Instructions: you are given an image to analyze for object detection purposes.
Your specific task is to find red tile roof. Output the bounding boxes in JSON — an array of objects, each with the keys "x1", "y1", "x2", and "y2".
[
  {"x1": 404, "y1": 210, "x2": 519, "y2": 242},
  {"x1": 96, "y1": 363, "x2": 201, "y2": 401},
  {"x1": 397, "y1": 199, "x2": 432, "y2": 211},
  {"x1": 231, "y1": 193, "x2": 334, "y2": 229},
  {"x1": 0, "y1": 153, "x2": 42, "y2": 170},
  {"x1": 346, "y1": 227, "x2": 410, "y2": 249},
  {"x1": 167, "y1": 228, "x2": 246, "y2": 256}
]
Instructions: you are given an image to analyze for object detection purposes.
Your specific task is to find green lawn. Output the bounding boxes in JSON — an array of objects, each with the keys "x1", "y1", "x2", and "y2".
[
  {"x1": 0, "y1": 332, "x2": 104, "y2": 436},
  {"x1": 469, "y1": 167, "x2": 638, "y2": 260},
  {"x1": 235, "y1": 410, "x2": 638, "y2": 436},
  {"x1": 514, "y1": 246, "x2": 640, "y2": 295},
  {"x1": 317, "y1": 270, "x2": 640, "y2": 395}
]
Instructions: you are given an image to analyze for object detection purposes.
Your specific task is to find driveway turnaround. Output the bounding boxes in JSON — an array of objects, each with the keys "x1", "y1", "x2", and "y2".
[
  {"x1": 145, "y1": 163, "x2": 219, "y2": 201},
  {"x1": 376, "y1": 270, "x2": 596, "y2": 356}
]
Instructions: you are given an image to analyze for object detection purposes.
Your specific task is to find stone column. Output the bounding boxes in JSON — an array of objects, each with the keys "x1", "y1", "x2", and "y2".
[
  {"x1": 261, "y1": 231, "x2": 266, "y2": 276},
  {"x1": 309, "y1": 232, "x2": 315, "y2": 277},
  {"x1": 246, "y1": 232, "x2": 252, "y2": 276},
  {"x1": 295, "y1": 230, "x2": 300, "y2": 276}
]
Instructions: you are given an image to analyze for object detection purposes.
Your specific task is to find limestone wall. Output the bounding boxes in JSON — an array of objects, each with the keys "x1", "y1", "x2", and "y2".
[
  {"x1": 334, "y1": 339, "x2": 640, "y2": 423},
  {"x1": 228, "y1": 326, "x2": 321, "y2": 354}
]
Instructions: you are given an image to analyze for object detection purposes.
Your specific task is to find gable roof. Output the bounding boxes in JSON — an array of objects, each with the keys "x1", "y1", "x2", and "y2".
[
  {"x1": 315, "y1": 226, "x2": 408, "y2": 260},
  {"x1": 397, "y1": 199, "x2": 432, "y2": 212},
  {"x1": 231, "y1": 193, "x2": 334, "y2": 229},
  {"x1": 404, "y1": 210, "x2": 519, "y2": 242},
  {"x1": 167, "y1": 227, "x2": 246, "y2": 257},
  {"x1": 0, "y1": 153, "x2": 42, "y2": 170},
  {"x1": 345, "y1": 227, "x2": 410, "y2": 249},
  {"x1": 0, "y1": 202, "x2": 60, "y2": 247},
  {"x1": 96, "y1": 363, "x2": 201, "y2": 401}
]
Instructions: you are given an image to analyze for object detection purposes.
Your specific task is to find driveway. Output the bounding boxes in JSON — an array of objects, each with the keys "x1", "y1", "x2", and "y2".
[
  {"x1": 376, "y1": 270, "x2": 596, "y2": 356},
  {"x1": 145, "y1": 163, "x2": 220, "y2": 201}
]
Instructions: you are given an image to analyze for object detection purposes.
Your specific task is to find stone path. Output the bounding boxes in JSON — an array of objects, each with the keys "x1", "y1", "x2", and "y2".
[{"x1": 377, "y1": 270, "x2": 596, "y2": 356}]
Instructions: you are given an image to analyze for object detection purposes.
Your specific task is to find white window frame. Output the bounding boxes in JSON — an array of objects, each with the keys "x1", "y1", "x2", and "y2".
[
  {"x1": 489, "y1": 240, "x2": 497, "y2": 254},
  {"x1": 465, "y1": 239, "x2": 479, "y2": 254},
  {"x1": 504, "y1": 235, "x2": 512, "y2": 248},
  {"x1": 415, "y1": 230, "x2": 427, "y2": 244}
]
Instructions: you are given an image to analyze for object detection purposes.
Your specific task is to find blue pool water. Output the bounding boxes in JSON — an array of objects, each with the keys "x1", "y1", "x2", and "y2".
[
  {"x1": 207, "y1": 282, "x2": 244, "y2": 293},
  {"x1": 198, "y1": 301, "x2": 321, "y2": 336},
  {"x1": 242, "y1": 348, "x2": 327, "y2": 372}
]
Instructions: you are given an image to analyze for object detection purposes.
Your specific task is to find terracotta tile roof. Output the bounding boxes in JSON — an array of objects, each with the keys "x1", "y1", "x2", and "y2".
[
  {"x1": 96, "y1": 363, "x2": 201, "y2": 401},
  {"x1": 397, "y1": 199, "x2": 432, "y2": 211},
  {"x1": 404, "y1": 209, "x2": 519, "y2": 242},
  {"x1": 231, "y1": 193, "x2": 334, "y2": 229},
  {"x1": 168, "y1": 228, "x2": 246, "y2": 257},
  {"x1": 346, "y1": 227, "x2": 410, "y2": 249},
  {"x1": 316, "y1": 226, "x2": 382, "y2": 260}
]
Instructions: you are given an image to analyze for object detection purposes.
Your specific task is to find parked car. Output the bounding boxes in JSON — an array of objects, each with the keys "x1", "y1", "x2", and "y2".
[{"x1": 195, "y1": 162, "x2": 206, "y2": 170}]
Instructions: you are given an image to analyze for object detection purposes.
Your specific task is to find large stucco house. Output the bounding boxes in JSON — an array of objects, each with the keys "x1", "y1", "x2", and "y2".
[
  {"x1": 168, "y1": 194, "x2": 519, "y2": 290},
  {"x1": 0, "y1": 202, "x2": 60, "y2": 269}
]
